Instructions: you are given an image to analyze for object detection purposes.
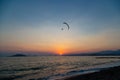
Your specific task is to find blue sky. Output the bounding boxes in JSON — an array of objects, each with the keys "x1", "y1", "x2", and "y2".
[{"x1": 0, "y1": 0, "x2": 120, "y2": 55}]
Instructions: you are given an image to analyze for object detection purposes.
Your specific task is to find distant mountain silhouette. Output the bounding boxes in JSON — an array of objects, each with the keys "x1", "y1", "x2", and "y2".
[
  {"x1": 11, "y1": 54, "x2": 27, "y2": 57},
  {"x1": 64, "y1": 49, "x2": 120, "y2": 56},
  {"x1": 0, "y1": 49, "x2": 120, "y2": 57},
  {"x1": 91, "y1": 50, "x2": 120, "y2": 56},
  {"x1": 0, "y1": 51, "x2": 57, "y2": 57}
]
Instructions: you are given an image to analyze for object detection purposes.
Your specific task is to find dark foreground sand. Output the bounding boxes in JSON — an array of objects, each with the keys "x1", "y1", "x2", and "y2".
[{"x1": 62, "y1": 66, "x2": 120, "y2": 80}]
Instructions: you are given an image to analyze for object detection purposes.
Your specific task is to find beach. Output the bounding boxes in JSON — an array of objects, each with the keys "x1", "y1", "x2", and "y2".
[
  {"x1": 63, "y1": 66, "x2": 120, "y2": 80},
  {"x1": 1, "y1": 66, "x2": 120, "y2": 80},
  {"x1": 0, "y1": 56, "x2": 120, "y2": 80}
]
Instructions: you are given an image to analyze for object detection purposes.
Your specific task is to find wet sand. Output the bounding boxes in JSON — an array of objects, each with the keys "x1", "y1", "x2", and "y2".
[{"x1": 63, "y1": 66, "x2": 120, "y2": 80}]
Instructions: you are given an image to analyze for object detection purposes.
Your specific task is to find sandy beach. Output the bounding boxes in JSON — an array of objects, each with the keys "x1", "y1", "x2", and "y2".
[{"x1": 62, "y1": 66, "x2": 120, "y2": 80}]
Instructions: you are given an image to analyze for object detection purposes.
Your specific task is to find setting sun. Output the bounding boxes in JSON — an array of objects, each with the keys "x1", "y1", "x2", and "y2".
[
  {"x1": 57, "y1": 49, "x2": 64, "y2": 55},
  {"x1": 54, "y1": 44, "x2": 66, "y2": 55},
  {"x1": 59, "y1": 52, "x2": 63, "y2": 55}
]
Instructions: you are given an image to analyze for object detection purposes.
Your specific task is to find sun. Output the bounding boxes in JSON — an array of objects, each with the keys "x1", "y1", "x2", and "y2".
[
  {"x1": 58, "y1": 48, "x2": 65, "y2": 55},
  {"x1": 57, "y1": 50, "x2": 64, "y2": 55},
  {"x1": 55, "y1": 44, "x2": 66, "y2": 55},
  {"x1": 59, "y1": 52, "x2": 63, "y2": 55}
]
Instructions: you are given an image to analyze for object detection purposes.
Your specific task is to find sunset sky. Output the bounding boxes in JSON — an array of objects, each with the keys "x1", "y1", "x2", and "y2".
[{"x1": 0, "y1": 0, "x2": 120, "y2": 55}]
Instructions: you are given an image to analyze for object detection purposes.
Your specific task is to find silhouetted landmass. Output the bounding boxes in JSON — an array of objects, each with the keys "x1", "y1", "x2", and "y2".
[
  {"x1": 0, "y1": 51, "x2": 57, "y2": 57},
  {"x1": 11, "y1": 54, "x2": 27, "y2": 57},
  {"x1": 64, "y1": 49, "x2": 120, "y2": 56},
  {"x1": 0, "y1": 49, "x2": 120, "y2": 57}
]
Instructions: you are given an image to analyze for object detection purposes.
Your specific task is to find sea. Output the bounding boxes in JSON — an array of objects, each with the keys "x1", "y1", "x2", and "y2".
[{"x1": 0, "y1": 56, "x2": 120, "y2": 80}]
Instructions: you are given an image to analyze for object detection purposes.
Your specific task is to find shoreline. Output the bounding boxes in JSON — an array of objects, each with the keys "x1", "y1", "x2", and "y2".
[
  {"x1": 1, "y1": 66, "x2": 120, "y2": 80},
  {"x1": 61, "y1": 66, "x2": 120, "y2": 80},
  {"x1": 0, "y1": 57, "x2": 120, "y2": 80}
]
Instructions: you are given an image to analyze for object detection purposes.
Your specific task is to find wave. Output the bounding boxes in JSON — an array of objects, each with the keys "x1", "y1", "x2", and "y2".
[
  {"x1": 48, "y1": 61, "x2": 120, "y2": 80},
  {"x1": 0, "y1": 66, "x2": 47, "y2": 72}
]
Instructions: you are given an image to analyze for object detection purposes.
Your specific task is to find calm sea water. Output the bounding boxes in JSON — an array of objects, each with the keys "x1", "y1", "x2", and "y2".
[{"x1": 0, "y1": 56, "x2": 120, "y2": 80}]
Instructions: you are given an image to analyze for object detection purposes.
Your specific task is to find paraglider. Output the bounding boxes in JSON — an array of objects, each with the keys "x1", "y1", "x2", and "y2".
[{"x1": 61, "y1": 22, "x2": 70, "y2": 30}]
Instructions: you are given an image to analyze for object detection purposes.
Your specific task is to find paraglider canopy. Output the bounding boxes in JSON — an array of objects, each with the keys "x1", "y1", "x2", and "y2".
[{"x1": 61, "y1": 22, "x2": 70, "y2": 30}]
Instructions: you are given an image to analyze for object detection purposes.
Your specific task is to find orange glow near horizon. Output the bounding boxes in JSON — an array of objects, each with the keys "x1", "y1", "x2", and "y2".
[
  {"x1": 59, "y1": 52, "x2": 63, "y2": 55},
  {"x1": 1, "y1": 38, "x2": 120, "y2": 55},
  {"x1": 1, "y1": 31, "x2": 120, "y2": 55},
  {"x1": 53, "y1": 43, "x2": 70, "y2": 55},
  {"x1": 56, "y1": 47, "x2": 64, "y2": 55}
]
